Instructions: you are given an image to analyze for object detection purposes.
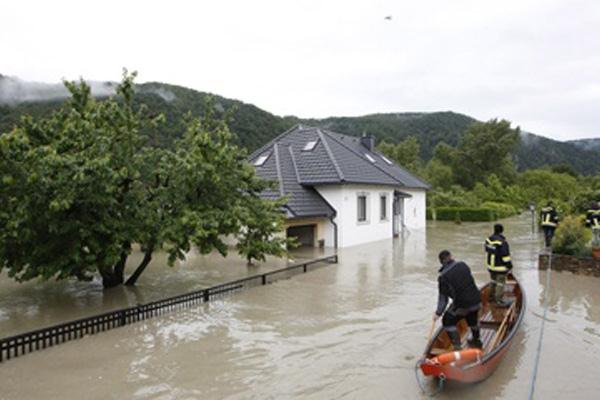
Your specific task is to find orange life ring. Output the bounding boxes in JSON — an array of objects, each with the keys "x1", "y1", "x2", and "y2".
[{"x1": 432, "y1": 348, "x2": 483, "y2": 367}]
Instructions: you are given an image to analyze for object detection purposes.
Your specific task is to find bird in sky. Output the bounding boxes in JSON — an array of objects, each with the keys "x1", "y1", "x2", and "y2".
[{"x1": 384, "y1": 15, "x2": 392, "y2": 21}]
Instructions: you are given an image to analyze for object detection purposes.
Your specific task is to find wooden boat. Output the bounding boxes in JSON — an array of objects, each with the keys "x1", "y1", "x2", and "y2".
[{"x1": 419, "y1": 273, "x2": 526, "y2": 383}]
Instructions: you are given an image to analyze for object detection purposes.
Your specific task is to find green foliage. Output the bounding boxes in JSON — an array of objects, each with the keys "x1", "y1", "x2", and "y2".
[
  {"x1": 427, "y1": 185, "x2": 479, "y2": 208},
  {"x1": 423, "y1": 158, "x2": 454, "y2": 191},
  {"x1": 480, "y1": 202, "x2": 518, "y2": 219},
  {"x1": 550, "y1": 163, "x2": 578, "y2": 177},
  {"x1": 444, "y1": 119, "x2": 520, "y2": 189},
  {"x1": 517, "y1": 170, "x2": 579, "y2": 208},
  {"x1": 377, "y1": 136, "x2": 422, "y2": 174},
  {"x1": 552, "y1": 216, "x2": 591, "y2": 256},
  {"x1": 0, "y1": 72, "x2": 289, "y2": 288},
  {"x1": 434, "y1": 207, "x2": 497, "y2": 222}
]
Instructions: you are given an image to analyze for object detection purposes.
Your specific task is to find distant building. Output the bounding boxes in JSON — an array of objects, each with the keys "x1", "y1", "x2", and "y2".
[{"x1": 249, "y1": 125, "x2": 429, "y2": 248}]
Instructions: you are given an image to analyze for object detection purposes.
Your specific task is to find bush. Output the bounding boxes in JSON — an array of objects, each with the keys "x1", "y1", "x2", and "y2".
[
  {"x1": 552, "y1": 216, "x2": 591, "y2": 256},
  {"x1": 435, "y1": 207, "x2": 496, "y2": 222},
  {"x1": 481, "y1": 202, "x2": 518, "y2": 219}
]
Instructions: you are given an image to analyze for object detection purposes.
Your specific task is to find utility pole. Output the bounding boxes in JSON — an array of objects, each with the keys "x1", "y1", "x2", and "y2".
[{"x1": 529, "y1": 203, "x2": 536, "y2": 235}]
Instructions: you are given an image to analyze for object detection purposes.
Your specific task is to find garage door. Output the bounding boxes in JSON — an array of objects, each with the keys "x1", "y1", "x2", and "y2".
[{"x1": 286, "y1": 225, "x2": 315, "y2": 247}]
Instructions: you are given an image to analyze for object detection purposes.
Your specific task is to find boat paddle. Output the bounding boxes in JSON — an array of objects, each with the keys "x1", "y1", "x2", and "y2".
[{"x1": 424, "y1": 319, "x2": 436, "y2": 355}]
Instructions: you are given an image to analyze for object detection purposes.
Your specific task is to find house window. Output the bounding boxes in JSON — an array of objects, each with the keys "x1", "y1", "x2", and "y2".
[
  {"x1": 380, "y1": 195, "x2": 387, "y2": 220},
  {"x1": 302, "y1": 140, "x2": 318, "y2": 151},
  {"x1": 380, "y1": 155, "x2": 393, "y2": 165},
  {"x1": 365, "y1": 153, "x2": 376, "y2": 163},
  {"x1": 357, "y1": 193, "x2": 368, "y2": 223},
  {"x1": 254, "y1": 153, "x2": 270, "y2": 166}
]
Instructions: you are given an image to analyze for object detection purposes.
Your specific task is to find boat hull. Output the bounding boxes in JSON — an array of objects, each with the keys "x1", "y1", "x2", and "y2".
[{"x1": 419, "y1": 273, "x2": 525, "y2": 383}]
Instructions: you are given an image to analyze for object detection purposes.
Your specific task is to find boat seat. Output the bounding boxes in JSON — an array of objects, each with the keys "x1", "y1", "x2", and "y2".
[{"x1": 430, "y1": 348, "x2": 450, "y2": 355}]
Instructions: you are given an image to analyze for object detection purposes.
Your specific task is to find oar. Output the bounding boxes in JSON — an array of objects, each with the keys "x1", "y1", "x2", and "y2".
[
  {"x1": 490, "y1": 301, "x2": 516, "y2": 350},
  {"x1": 422, "y1": 319, "x2": 436, "y2": 357},
  {"x1": 426, "y1": 320, "x2": 436, "y2": 345}
]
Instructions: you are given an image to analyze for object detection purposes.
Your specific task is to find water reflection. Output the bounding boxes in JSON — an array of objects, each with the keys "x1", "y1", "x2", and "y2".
[
  {"x1": 0, "y1": 248, "x2": 328, "y2": 337},
  {"x1": 1, "y1": 215, "x2": 600, "y2": 399}
]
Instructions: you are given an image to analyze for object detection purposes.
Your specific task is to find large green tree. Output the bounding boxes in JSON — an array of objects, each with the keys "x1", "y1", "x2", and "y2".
[
  {"x1": 377, "y1": 136, "x2": 422, "y2": 174},
  {"x1": 0, "y1": 72, "x2": 289, "y2": 288},
  {"x1": 432, "y1": 119, "x2": 520, "y2": 189}
]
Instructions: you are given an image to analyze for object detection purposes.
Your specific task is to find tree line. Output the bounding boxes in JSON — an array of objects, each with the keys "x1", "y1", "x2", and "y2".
[{"x1": 377, "y1": 119, "x2": 600, "y2": 216}]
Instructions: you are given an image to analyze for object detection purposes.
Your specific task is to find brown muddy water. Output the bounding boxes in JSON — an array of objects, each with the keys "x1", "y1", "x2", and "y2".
[{"x1": 1, "y1": 215, "x2": 600, "y2": 399}]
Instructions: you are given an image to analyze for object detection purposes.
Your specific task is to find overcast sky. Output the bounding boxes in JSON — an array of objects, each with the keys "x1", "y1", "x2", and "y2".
[{"x1": 2, "y1": 0, "x2": 600, "y2": 140}]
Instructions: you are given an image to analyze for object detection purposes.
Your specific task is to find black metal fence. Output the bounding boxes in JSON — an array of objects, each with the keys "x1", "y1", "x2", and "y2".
[{"x1": 0, "y1": 254, "x2": 338, "y2": 363}]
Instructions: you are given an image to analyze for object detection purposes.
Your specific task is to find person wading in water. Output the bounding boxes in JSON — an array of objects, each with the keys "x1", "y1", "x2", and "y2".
[
  {"x1": 540, "y1": 201, "x2": 559, "y2": 248},
  {"x1": 433, "y1": 250, "x2": 482, "y2": 350},
  {"x1": 485, "y1": 223, "x2": 513, "y2": 307}
]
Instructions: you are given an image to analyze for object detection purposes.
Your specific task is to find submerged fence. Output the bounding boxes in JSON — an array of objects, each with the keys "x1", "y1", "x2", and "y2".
[{"x1": 0, "y1": 254, "x2": 338, "y2": 363}]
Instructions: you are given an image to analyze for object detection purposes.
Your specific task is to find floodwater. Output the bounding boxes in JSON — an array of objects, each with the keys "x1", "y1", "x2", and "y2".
[{"x1": 1, "y1": 215, "x2": 600, "y2": 399}]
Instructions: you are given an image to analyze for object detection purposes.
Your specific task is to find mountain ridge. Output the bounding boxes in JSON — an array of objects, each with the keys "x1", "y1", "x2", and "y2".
[{"x1": 1, "y1": 75, "x2": 598, "y2": 174}]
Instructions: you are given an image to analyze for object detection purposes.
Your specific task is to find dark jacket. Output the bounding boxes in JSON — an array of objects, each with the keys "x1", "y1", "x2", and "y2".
[
  {"x1": 485, "y1": 233, "x2": 513, "y2": 273},
  {"x1": 540, "y1": 206, "x2": 558, "y2": 228},
  {"x1": 436, "y1": 260, "x2": 481, "y2": 316},
  {"x1": 586, "y1": 205, "x2": 600, "y2": 228}
]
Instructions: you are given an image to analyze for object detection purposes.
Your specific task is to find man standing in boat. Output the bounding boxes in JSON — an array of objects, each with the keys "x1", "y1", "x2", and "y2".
[
  {"x1": 433, "y1": 250, "x2": 482, "y2": 350},
  {"x1": 485, "y1": 223, "x2": 513, "y2": 307}
]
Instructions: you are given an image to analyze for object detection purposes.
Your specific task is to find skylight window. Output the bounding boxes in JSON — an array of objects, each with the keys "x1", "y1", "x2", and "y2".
[
  {"x1": 254, "y1": 153, "x2": 270, "y2": 166},
  {"x1": 303, "y1": 140, "x2": 318, "y2": 151},
  {"x1": 380, "y1": 155, "x2": 393, "y2": 165},
  {"x1": 365, "y1": 153, "x2": 376, "y2": 163}
]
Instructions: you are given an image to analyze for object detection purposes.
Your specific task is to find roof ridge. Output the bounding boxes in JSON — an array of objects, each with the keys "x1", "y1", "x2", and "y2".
[
  {"x1": 322, "y1": 129, "x2": 407, "y2": 186},
  {"x1": 287, "y1": 145, "x2": 301, "y2": 183},
  {"x1": 273, "y1": 143, "x2": 285, "y2": 196},
  {"x1": 317, "y1": 128, "x2": 344, "y2": 182},
  {"x1": 248, "y1": 124, "x2": 305, "y2": 160},
  {"x1": 371, "y1": 148, "x2": 430, "y2": 188}
]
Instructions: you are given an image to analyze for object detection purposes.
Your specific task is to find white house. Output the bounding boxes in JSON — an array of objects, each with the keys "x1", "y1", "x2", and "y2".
[{"x1": 249, "y1": 125, "x2": 430, "y2": 248}]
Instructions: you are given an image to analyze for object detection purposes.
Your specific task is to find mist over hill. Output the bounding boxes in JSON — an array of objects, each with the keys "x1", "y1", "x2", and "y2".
[
  {"x1": 1, "y1": 75, "x2": 598, "y2": 174},
  {"x1": 568, "y1": 138, "x2": 600, "y2": 153}
]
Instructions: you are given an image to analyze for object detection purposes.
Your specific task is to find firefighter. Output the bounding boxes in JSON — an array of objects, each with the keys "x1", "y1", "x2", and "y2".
[
  {"x1": 485, "y1": 223, "x2": 513, "y2": 307},
  {"x1": 433, "y1": 250, "x2": 482, "y2": 350},
  {"x1": 586, "y1": 201, "x2": 600, "y2": 230},
  {"x1": 540, "y1": 201, "x2": 559, "y2": 247}
]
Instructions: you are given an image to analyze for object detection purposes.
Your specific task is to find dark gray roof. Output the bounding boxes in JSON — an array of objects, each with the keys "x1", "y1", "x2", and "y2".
[{"x1": 249, "y1": 124, "x2": 429, "y2": 218}]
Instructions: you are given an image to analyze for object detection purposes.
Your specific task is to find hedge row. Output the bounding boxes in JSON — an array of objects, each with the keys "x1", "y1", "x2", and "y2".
[
  {"x1": 481, "y1": 202, "x2": 519, "y2": 219},
  {"x1": 431, "y1": 207, "x2": 497, "y2": 222}
]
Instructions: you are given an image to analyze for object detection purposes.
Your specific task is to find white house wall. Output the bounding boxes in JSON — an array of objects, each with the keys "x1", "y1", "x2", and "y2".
[
  {"x1": 402, "y1": 188, "x2": 427, "y2": 230},
  {"x1": 316, "y1": 184, "x2": 396, "y2": 248}
]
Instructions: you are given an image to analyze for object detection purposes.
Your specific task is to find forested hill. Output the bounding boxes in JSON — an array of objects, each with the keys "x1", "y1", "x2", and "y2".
[
  {"x1": 568, "y1": 138, "x2": 600, "y2": 152},
  {"x1": 1, "y1": 76, "x2": 599, "y2": 174}
]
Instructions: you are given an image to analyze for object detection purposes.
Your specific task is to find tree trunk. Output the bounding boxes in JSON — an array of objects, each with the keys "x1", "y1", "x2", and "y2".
[
  {"x1": 99, "y1": 242, "x2": 130, "y2": 288},
  {"x1": 114, "y1": 242, "x2": 131, "y2": 279},
  {"x1": 125, "y1": 243, "x2": 154, "y2": 286},
  {"x1": 100, "y1": 268, "x2": 124, "y2": 288}
]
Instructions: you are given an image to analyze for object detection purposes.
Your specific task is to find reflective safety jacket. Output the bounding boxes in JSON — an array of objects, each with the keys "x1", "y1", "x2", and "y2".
[
  {"x1": 587, "y1": 206, "x2": 600, "y2": 229},
  {"x1": 540, "y1": 206, "x2": 558, "y2": 228},
  {"x1": 485, "y1": 233, "x2": 513, "y2": 273}
]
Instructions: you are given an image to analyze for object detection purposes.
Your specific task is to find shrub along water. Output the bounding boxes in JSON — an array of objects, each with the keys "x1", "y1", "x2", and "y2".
[{"x1": 552, "y1": 216, "x2": 592, "y2": 256}]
